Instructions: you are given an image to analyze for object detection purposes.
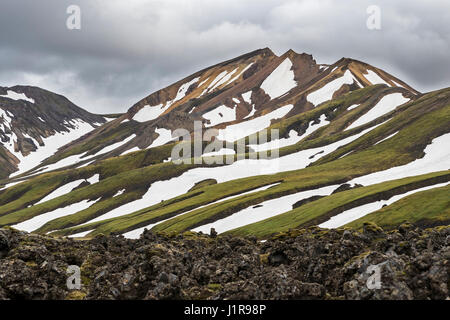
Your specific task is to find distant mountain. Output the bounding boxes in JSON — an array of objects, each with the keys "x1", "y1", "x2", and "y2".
[
  {"x1": 0, "y1": 48, "x2": 448, "y2": 239},
  {"x1": 0, "y1": 86, "x2": 110, "y2": 178}
]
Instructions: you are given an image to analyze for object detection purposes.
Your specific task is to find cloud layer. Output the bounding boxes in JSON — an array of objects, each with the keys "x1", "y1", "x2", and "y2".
[{"x1": 0, "y1": 0, "x2": 449, "y2": 113}]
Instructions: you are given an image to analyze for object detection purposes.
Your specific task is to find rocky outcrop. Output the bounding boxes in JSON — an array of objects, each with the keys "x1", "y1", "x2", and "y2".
[{"x1": 0, "y1": 223, "x2": 448, "y2": 300}]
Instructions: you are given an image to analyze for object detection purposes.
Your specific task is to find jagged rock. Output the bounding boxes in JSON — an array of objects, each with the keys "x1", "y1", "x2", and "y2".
[{"x1": 0, "y1": 225, "x2": 448, "y2": 300}]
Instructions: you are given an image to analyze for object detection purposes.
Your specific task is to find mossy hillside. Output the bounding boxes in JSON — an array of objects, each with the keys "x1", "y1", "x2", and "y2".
[
  {"x1": 346, "y1": 184, "x2": 450, "y2": 229},
  {"x1": 47, "y1": 98, "x2": 449, "y2": 236},
  {"x1": 0, "y1": 161, "x2": 197, "y2": 227},
  {"x1": 50, "y1": 176, "x2": 282, "y2": 236},
  {"x1": 224, "y1": 171, "x2": 450, "y2": 238},
  {"x1": 1, "y1": 88, "x2": 449, "y2": 236}
]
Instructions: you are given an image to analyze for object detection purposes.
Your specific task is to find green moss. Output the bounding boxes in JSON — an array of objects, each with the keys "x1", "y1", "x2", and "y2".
[{"x1": 65, "y1": 290, "x2": 87, "y2": 300}]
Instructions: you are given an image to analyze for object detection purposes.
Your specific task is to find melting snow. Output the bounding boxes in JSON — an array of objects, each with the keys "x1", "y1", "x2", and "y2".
[
  {"x1": 193, "y1": 184, "x2": 339, "y2": 234},
  {"x1": 349, "y1": 132, "x2": 450, "y2": 186},
  {"x1": 133, "y1": 103, "x2": 166, "y2": 122},
  {"x1": 9, "y1": 119, "x2": 97, "y2": 178},
  {"x1": 13, "y1": 198, "x2": 100, "y2": 232},
  {"x1": 227, "y1": 63, "x2": 254, "y2": 84},
  {"x1": 209, "y1": 69, "x2": 238, "y2": 91},
  {"x1": 36, "y1": 179, "x2": 86, "y2": 205},
  {"x1": 133, "y1": 78, "x2": 200, "y2": 123},
  {"x1": 319, "y1": 181, "x2": 450, "y2": 229},
  {"x1": 364, "y1": 70, "x2": 390, "y2": 86},
  {"x1": 203, "y1": 105, "x2": 236, "y2": 128},
  {"x1": 0, "y1": 90, "x2": 34, "y2": 103},
  {"x1": 241, "y1": 91, "x2": 252, "y2": 104},
  {"x1": 113, "y1": 189, "x2": 125, "y2": 197},
  {"x1": 249, "y1": 114, "x2": 330, "y2": 152},
  {"x1": 68, "y1": 230, "x2": 93, "y2": 238},
  {"x1": 260, "y1": 58, "x2": 297, "y2": 100},
  {"x1": 120, "y1": 147, "x2": 141, "y2": 156},
  {"x1": 345, "y1": 93, "x2": 409, "y2": 130},
  {"x1": 374, "y1": 131, "x2": 399, "y2": 145},
  {"x1": 307, "y1": 70, "x2": 360, "y2": 106},
  {"x1": 148, "y1": 128, "x2": 173, "y2": 149},
  {"x1": 88, "y1": 122, "x2": 385, "y2": 224},
  {"x1": 122, "y1": 182, "x2": 281, "y2": 239},
  {"x1": 217, "y1": 104, "x2": 294, "y2": 142}
]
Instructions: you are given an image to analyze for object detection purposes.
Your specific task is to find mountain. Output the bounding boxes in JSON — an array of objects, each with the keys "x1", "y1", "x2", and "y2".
[
  {"x1": 0, "y1": 48, "x2": 448, "y2": 240},
  {"x1": 0, "y1": 85, "x2": 111, "y2": 179}
]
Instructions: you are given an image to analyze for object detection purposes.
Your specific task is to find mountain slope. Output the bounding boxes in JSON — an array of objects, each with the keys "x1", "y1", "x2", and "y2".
[
  {"x1": 0, "y1": 86, "x2": 111, "y2": 179},
  {"x1": 0, "y1": 48, "x2": 448, "y2": 239}
]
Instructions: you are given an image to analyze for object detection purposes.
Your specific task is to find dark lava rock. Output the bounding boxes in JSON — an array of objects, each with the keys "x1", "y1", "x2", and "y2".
[{"x1": 0, "y1": 223, "x2": 448, "y2": 300}]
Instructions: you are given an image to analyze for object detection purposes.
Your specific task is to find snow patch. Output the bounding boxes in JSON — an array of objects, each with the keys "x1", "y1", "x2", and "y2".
[
  {"x1": 319, "y1": 181, "x2": 450, "y2": 228},
  {"x1": 346, "y1": 93, "x2": 409, "y2": 130},
  {"x1": 193, "y1": 184, "x2": 339, "y2": 234},
  {"x1": 364, "y1": 70, "x2": 390, "y2": 86},
  {"x1": 13, "y1": 198, "x2": 100, "y2": 232},
  {"x1": 217, "y1": 104, "x2": 294, "y2": 142},
  {"x1": 203, "y1": 105, "x2": 236, "y2": 128},
  {"x1": 260, "y1": 58, "x2": 297, "y2": 100},
  {"x1": 307, "y1": 70, "x2": 360, "y2": 106},
  {"x1": 0, "y1": 90, "x2": 34, "y2": 103}
]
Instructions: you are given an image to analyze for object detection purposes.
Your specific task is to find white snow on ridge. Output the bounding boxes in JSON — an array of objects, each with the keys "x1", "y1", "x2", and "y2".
[
  {"x1": 35, "y1": 134, "x2": 136, "y2": 175},
  {"x1": 0, "y1": 108, "x2": 13, "y2": 129},
  {"x1": 202, "y1": 148, "x2": 236, "y2": 157},
  {"x1": 0, "y1": 180, "x2": 23, "y2": 191},
  {"x1": 209, "y1": 69, "x2": 238, "y2": 92},
  {"x1": 90, "y1": 134, "x2": 137, "y2": 157},
  {"x1": 68, "y1": 230, "x2": 93, "y2": 238},
  {"x1": 9, "y1": 119, "x2": 97, "y2": 178},
  {"x1": 345, "y1": 93, "x2": 409, "y2": 130},
  {"x1": 203, "y1": 105, "x2": 236, "y2": 128},
  {"x1": 249, "y1": 114, "x2": 330, "y2": 152},
  {"x1": 87, "y1": 174, "x2": 100, "y2": 184},
  {"x1": 349, "y1": 132, "x2": 450, "y2": 186},
  {"x1": 374, "y1": 131, "x2": 399, "y2": 145},
  {"x1": 0, "y1": 90, "x2": 35, "y2": 103},
  {"x1": 134, "y1": 78, "x2": 200, "y2": 123},
  {"x1": 113, "y1": 189, "x2": 125, "y2": 197},
  {"x1": 319, "y1": 181, "x2": 450, "y2": 229},
  {"x1": 217, "y1": 104, "x2": 294, "y2": 142},
  {"x1": 241, "y1": 91, "x2": 252, "y2": 104},
  {"x1": 307, "y1": 70, "x2": 360, "y2": 107},
  {"x1": 13, "y1": 198, "x2": 100, "y2": 233},
  {"x1": 204, "y1": 71, "x2": 229, "y2": 92},
  {"x1": 88, "y1": 121, "x2": 385, "y2": 225},
  {"x1": 36, "y1": 179, "x2": 86, "y2": 204},
  {"x1": 363, "y1": 70, "x2": 390, "y2": 86},
  {"x1": 193, "y1": 184, "x2": 339, "y2": 234},
  {"x1": 133, "y1": 103, "x2": 166, "y2": 122},
  {"x1": 122, "y1": 182, "x2": 281, "y2": 239},
  {"x1": 260, "y1": 58, "x2": 297, "y2": 100},
  {"x1": 148, "y1": 128, "x2": 173, "y2": 149},
  {"x1": 120, "y1": 147, "x2": 140, "y2": 156},
  {"x1": 227, "y1": 63, "x2": 254, "y2": 85},
  {"x1": 244, "y1": 105, "x2": 257, "y2": 119},
  {"x1": 35, "y1": 174, "x2": 99, "y2": 205},
  {"x1": 347, "y1": 104, "x2": 359, "y2": 111}
]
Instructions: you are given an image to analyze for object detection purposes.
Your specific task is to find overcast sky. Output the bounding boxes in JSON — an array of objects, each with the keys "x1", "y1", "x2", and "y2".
[{"x1": 0, "y1": 0, "x2": 449, "y2": 114}]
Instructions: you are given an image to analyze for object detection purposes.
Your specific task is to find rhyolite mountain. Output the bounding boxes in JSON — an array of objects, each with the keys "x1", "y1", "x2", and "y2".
[
  {"x1": 0, "y1": 48, "x2": 448, "y2": 240},
  {"x1": 0, "y1": 85, "x2": 110, "y2": 179}
]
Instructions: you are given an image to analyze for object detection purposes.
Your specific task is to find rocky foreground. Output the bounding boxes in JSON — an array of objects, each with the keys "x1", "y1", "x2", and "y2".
[{"x1": 0, "y1": 223, "x2": 448, "y2": 300}]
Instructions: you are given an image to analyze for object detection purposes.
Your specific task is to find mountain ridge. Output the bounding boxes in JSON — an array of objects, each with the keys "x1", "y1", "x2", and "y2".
[{"x1": 0, "y1": 47, "x2": 448, "y2": 241}]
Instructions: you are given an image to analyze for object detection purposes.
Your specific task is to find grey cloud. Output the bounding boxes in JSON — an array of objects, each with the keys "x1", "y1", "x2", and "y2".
[{"x1": 0, "y1": 0, "x2": 449, "y2": 114}]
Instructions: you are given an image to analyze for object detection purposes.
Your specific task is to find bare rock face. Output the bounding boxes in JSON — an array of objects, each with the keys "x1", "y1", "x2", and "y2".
[{"x1": 0, "y1": 224, "x2": 448, "y2": 300}]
